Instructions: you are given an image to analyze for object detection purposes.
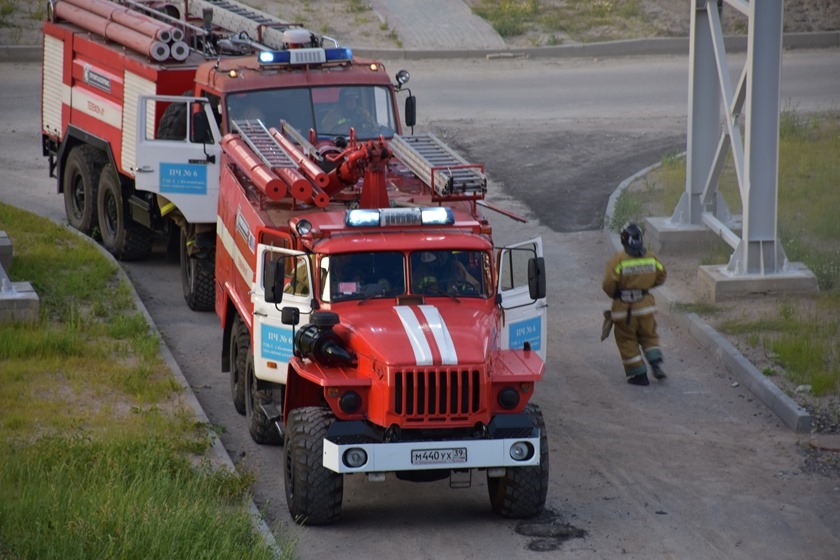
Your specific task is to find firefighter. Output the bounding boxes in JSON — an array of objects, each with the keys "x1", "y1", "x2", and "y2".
[
  {"x1": 320, "y1": 88, "x2": 376, "y2": 134},
  {"x1": 602, "y1": 223, "x2": 667, "y2": 386}
]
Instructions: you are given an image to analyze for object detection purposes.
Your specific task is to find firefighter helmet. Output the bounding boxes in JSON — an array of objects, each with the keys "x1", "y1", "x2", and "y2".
[{"x1": 620, "y1": 223, "x2": 645, "y2": 255}]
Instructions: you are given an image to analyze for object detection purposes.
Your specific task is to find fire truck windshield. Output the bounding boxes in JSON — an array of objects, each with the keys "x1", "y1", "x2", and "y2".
[
  {"x1": 226, "y1": 85, "x2": 397, "y2": 139},
  {"x1": 321, "y1": 250, "x2": 491, "y2": 303},
  {"x1": 324, "y1": 252, "x2": 405, "y2": 302},
  {"x1": 410, "y1": 250, "x2": 490, "y2": 298}
]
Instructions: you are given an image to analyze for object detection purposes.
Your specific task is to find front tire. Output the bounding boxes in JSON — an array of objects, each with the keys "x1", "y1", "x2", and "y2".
[
  {"x1": 229, "y1": 314, "x2": 248, "y2": 415},
  {"x1": 97, "y1": 164, "x2": 153, "y2": 261},
  {"x1": 487, "y1": 403, "x2": 549, "y2": 518},
  {"x1": 244, "y1": 352, "x2": 283, "y2": 445},
  {"x1": 63, "y1": 145, "x2": 106, "y2": 235},
  {"x1": 179, "y1": 227, "x2": 215, "y2": 311},
  {"x1": 284, "y1": 406, "x2": 343, "y2": 525}
]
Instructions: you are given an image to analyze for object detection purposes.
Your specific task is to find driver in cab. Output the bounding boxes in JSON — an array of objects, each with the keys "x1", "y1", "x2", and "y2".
[
  {"x1": 320, "y1": 88, "x2": 376, "y2": 135},
  {"x1": 413, "y1": 251, "x2": 481, "y2": 295}
]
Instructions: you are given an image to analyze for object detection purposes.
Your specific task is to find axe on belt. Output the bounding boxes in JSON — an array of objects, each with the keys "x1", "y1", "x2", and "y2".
[{"x1": 600, "y1": 310, "x2": 613, "y2": 341}]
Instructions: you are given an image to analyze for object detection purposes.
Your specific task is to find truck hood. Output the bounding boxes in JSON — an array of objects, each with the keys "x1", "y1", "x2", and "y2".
[{"x1": 335, "y1": 302, "x2": 497, "y2": 367}]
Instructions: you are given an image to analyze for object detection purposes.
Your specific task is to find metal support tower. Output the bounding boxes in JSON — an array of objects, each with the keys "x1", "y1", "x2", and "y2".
[{"x1": 671, "y1": 0, "x2": 789, "y2": 276}]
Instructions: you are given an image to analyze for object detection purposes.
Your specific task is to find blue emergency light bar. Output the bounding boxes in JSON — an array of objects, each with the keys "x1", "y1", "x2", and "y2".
[
  {"x1": 258, "y1": 47, "x2": 353, "y2": 66},
  {"x1": 345, "y1": 207, "x2": 455, "y2": 228}
]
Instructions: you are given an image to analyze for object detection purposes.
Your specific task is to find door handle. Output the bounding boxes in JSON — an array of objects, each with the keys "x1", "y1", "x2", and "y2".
[
  {"x1": 254, "y1": 311, "x2": 267, "y2": 317},
  {"x1": 131, "y1": 166, "x2": 153, "y2": 173}
]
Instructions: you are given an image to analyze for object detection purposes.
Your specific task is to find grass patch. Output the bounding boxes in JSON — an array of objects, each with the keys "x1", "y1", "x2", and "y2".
[
  {"x1": 0, "y1": 203, "x2": 284, "y2": 558},
  {"x1": 0, "y1": 436, "x2": 276, "y2": 560}
]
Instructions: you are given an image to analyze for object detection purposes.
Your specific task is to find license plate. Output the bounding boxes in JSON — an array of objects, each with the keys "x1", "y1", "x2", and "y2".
[{"x1": 411, "y1": 447, "x2": 467, "y2": 465}]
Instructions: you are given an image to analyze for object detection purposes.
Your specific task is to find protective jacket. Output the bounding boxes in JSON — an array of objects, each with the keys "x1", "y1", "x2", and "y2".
[{"x1": 602, "y1": 250, "x2": 666, "y2": 323}]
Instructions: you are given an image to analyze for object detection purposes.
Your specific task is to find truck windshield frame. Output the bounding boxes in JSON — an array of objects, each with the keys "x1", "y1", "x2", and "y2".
[{"x1": 225, "y1": 85, "x2": 397, "y2": 139}]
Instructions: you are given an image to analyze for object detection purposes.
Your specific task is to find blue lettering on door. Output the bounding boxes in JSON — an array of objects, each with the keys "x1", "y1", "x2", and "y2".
[
  {"x1": 509, "y1": 316, "x2": 542, "y2": 351},
  {"x1": 160, "y1": 163, "x2": 208, "y2": 195},
  {"x1": 261, "y1": 324, "x2": 293, "y2": 361}
]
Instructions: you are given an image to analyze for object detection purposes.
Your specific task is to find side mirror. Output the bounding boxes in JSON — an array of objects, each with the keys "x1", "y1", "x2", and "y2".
[
  {"x1": 404, "y1": 96, "x2": 416, "y2": 128},
  {"x1": 528, "y1": 257, "x2": 546, "y2": 300},
  {"x1": 265, "y1": 258, "x2": 285, "y2": 304},
  {"x1": 192, "y1": 109, "x2": 212, "y2": 144}
]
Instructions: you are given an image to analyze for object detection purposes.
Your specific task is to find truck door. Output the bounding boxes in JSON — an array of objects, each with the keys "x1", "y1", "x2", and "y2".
[
  {"x1": 133, "y1": 95, "x2": 221, "y2": 224},
  {"x1": 252, "y1": 244, "x2": 314, "y2": 385},
  {"x1": 498, "y1": 237, "x2": 547, "y2": 361}
]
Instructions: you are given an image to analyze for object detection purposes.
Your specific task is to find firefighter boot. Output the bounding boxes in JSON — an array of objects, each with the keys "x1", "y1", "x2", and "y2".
[
  {"x1": 627, "y1": 373, "x2": 650, "y2": 386},
  {"x1": 651, "y1": 360, "x2": 667, "y2": 380}
]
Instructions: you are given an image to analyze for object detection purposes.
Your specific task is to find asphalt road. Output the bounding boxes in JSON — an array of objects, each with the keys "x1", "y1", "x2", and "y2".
[{"x1": 2, "y1": 49, "x2": 839, "y2": 559}]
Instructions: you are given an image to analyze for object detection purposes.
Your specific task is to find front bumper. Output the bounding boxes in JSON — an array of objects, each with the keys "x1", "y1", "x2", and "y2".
[{"x1": 322, "y1": 413, "x2": 541, "y2": 474}]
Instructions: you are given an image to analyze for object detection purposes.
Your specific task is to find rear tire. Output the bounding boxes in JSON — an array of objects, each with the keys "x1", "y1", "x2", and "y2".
[
  {"x1": 244, "y1": 352, "x2": 283, "y2": 445},
  {"x1": 487, "y1": 403, "x2": 549, "y2": 518},
  {"x1": 284, "y1": 406, "x2": 343, "y2": 525},
  {"x1": 63, "y1": 145, "x2": 106, "y2": 236},
  {"x1": 229, "y1": 314, "x2": 248, "y2": 415},
  {"x1": 179, "y1": 227, "x2": 215, "y2": 311},
  {"x1": 97, "y1": 164, "x2": 153, "y2": 261}
]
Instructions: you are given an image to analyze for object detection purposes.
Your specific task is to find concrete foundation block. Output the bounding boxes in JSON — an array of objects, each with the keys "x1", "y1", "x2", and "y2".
[
  {"x1": 698, "y1": 263, "x2": 819, "y2": 303},
  {"x1": 643, "y1": 217, "x2": 727, "y2": 255},
  {"x1": 0, "y1": 281, "x2": 41, "y2": 323}
]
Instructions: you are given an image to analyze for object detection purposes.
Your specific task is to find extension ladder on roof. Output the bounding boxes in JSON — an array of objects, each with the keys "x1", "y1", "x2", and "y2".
[
  {"x1": 390, "y1": 133, "x2": 487, "y2": 198},
  {"x1": 232, "y1": 119, "x2": 296, "y2": 169}
]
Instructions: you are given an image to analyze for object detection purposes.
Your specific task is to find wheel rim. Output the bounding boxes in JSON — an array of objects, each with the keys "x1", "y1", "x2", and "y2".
[
  {"x1": 103, "y1": 189, "x2": 118, "y2": 238},
  {"x1": 70, "y1": 176, "x2": 85, "y2": 219}
]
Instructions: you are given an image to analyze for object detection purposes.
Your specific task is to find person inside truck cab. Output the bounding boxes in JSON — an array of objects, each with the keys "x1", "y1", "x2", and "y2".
[
  {"x1": 412, "y1": 251, "x2": 481, "y2": 295},
  {"x1": 319, "y1": 88, "x2": 376, "y2": 135},
  {"x1": 284, "y1": 254, "x2": 312, "y2": 297}
]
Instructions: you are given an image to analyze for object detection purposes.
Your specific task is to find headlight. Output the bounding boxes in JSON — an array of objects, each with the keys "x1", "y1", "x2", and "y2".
[
  {"x1": 343, "y1": 448, "x2": 368, "y2": 468},
  {"x1": 509, "y1": 441, "x2": 534, "y2": 462}
]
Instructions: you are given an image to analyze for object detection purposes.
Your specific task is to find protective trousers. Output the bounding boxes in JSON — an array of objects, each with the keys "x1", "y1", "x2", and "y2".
[{"x1": 613, "y1": 312, "x2": 662, "y2": 378}]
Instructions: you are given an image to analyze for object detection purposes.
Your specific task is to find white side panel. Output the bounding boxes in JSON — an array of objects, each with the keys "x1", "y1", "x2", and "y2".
[
  {"x1": 42, "y1": 35, "x2": 65, "y2": 137},
  {"x1": 121, "y1": 72, "x2": 157, "y2": 176},
  {"x1": 499, "y1": 237, "x2": 547, "y2": 361}
]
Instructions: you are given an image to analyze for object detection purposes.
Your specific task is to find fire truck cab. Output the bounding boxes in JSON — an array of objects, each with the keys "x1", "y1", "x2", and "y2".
[{"x1": 216, "y1": 144, "x2": 549, "y2": 523}]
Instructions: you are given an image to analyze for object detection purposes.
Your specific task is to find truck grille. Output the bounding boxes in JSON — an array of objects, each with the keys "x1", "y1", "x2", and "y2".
[{"x1": 394, "y1": 369, "x2": 482, "y2": 422}]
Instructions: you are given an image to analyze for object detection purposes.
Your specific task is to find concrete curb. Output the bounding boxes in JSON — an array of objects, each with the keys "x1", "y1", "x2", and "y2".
[
  {"x1": 3, "y1": 31, "x2": 838, "y2": 62},
  {"x1": 603, "y1": 162, "x2": 812, "y2": 434}
]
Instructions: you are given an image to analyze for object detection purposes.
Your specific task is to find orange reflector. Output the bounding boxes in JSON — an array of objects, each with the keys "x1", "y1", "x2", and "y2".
[{"x1": 266, "y1": 361, "x2": 277, "y2": 369}]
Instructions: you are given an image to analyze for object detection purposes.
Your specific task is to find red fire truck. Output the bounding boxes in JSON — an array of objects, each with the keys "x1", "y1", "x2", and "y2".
[{"x1": 204, "y1": 50, "x2": 549, "y2": 523}]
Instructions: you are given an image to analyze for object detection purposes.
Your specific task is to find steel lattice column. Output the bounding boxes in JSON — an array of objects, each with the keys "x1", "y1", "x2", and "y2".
[
  {"x1": 735, "y1": 0, "x2": 786, "y2": 275},
  {"x1": 675, "y1": 0, "x2": 788, "y2": 276}
]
